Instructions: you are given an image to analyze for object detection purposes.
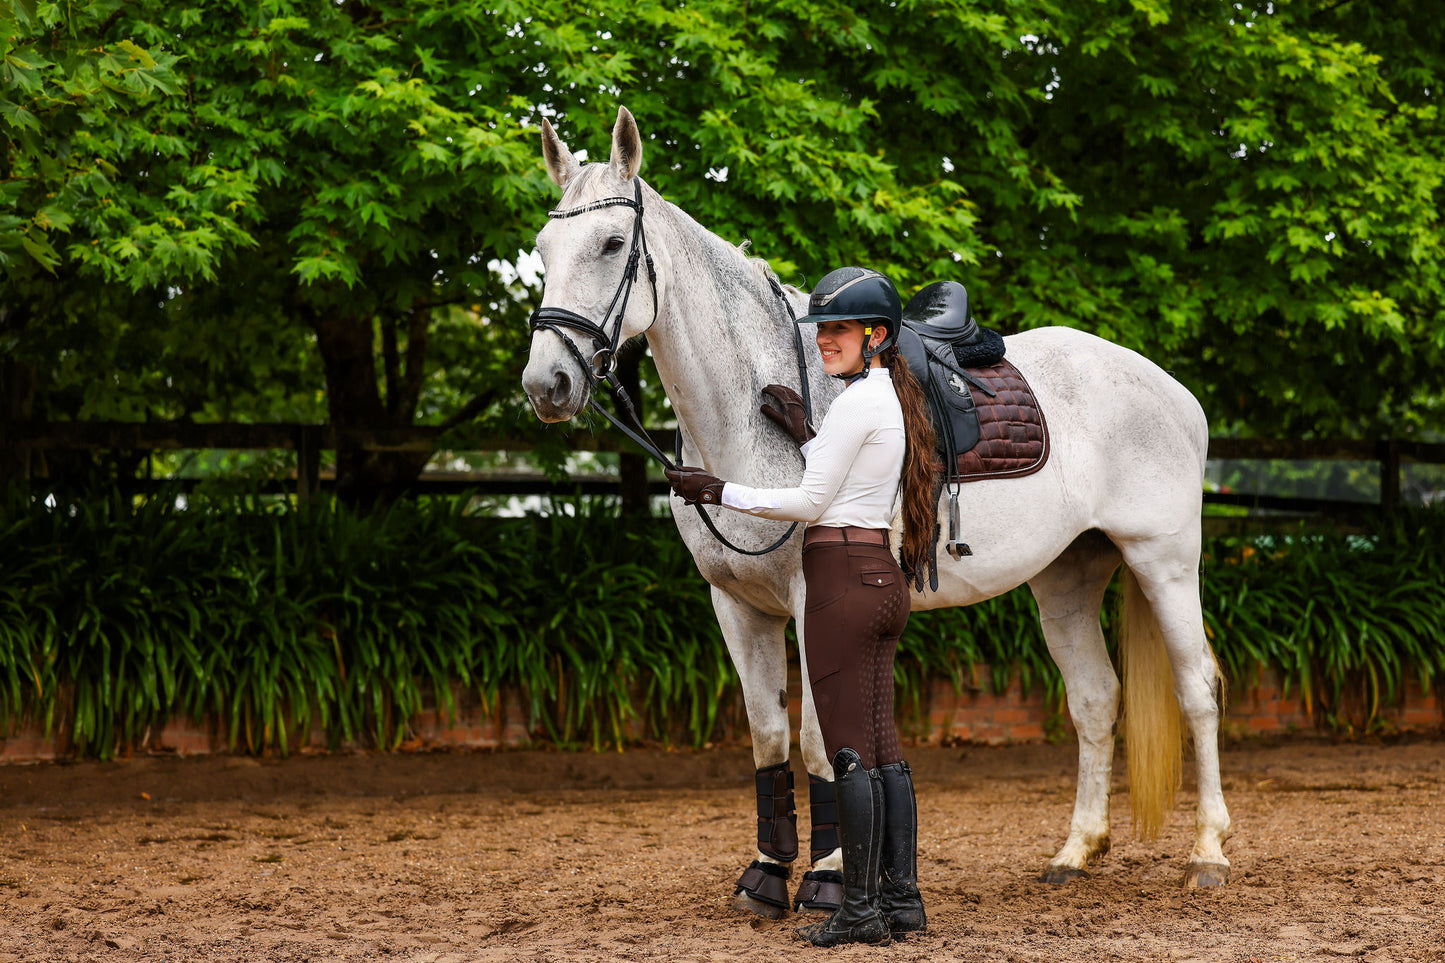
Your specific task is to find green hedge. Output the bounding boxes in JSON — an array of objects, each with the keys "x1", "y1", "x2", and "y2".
[
  {"x1": 2, "y1": 489, "x2": 1442, "y2": 757},
  {"x1": 899, "y1": 511, "x2": 1445, "y2": 736}
]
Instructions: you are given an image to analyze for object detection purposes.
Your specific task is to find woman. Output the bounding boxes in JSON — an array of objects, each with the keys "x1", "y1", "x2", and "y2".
[{"x1": 665, "y1": 266, "x2": 937, "y2": 948}]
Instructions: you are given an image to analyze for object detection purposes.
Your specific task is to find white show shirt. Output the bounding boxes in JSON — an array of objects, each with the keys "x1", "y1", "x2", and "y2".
[{"x1": 722, "y1": 367, "x2": 905, "y2": 529}]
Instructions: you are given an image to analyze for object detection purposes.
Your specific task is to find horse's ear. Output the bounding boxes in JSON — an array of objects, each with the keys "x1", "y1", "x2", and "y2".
[
  {"x1": 541, "y1": 118, "x2": 580, "y2": 189},
  {"x1": 609, "y1": 106, "x2": 643, "y2": 181}
]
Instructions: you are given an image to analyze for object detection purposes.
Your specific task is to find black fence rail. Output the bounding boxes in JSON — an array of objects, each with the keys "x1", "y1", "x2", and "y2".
[{"x1": 6, "y1": 422, "x2": 1445, "y2": 521}]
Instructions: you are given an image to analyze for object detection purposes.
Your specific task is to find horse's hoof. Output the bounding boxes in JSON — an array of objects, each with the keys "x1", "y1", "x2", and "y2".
[
  {"x1": 733, "y1": 860, "x2": 790, "y2": 919},
  {"x1": 1040, "y1": 866, "x2": 1090, "y2": 885},
  {"x1": 733, "y1": 892, "x2": 787, "y2": 920},
  {"x1": 1183, "y1": 862, "x2": 1230, "y2": 888}
]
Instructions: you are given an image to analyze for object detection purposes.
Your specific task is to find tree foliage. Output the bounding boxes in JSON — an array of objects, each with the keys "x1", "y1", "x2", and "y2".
[{"x1": 2, "y1": 0, "x2": 1441, "y2": 496}]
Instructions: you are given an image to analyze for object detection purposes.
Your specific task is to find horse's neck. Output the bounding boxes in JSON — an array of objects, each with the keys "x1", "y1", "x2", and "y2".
[{"x1": 646, "y1": 213, "x2": 809, "y2": 477}]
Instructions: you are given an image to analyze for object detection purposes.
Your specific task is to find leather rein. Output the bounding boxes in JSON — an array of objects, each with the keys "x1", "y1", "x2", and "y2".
[{"x1": 527, "y1": 177, "x2": 812, "y2": 557}]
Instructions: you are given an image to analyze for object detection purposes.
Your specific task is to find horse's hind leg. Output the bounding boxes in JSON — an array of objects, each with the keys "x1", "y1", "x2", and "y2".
[
  {"x1": 1026, "y1": 530, "x2": 1123, "y2": 883},
  {"x1": 1116, "y1": 536, "x2": 1231, "y2": 887},
  {"x1": 711, "y1": 588, "x2": 798, "y2": 918}
]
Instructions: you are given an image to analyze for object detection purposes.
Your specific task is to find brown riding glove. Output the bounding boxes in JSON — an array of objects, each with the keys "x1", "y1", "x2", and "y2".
[
  {"x1": 665, "y1": 466, "x2": 726, "y2": 505},
  {"x1": 760, "y1": 384, "x2": 816, "y2": 448}
]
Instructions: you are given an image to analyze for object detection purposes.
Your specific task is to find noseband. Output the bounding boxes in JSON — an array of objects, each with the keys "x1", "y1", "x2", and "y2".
[{"x1": 528, "y1": 177, "x2": 811, "y2": 557}]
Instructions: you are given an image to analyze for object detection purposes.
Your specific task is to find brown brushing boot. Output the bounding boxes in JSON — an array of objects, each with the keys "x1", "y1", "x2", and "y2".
[
  {"x1": 731, "y1": 761, "x2": 798, "y2": 918},
  {"x1": 792, "y1": 774, "x2": 843, "y2": 914}
]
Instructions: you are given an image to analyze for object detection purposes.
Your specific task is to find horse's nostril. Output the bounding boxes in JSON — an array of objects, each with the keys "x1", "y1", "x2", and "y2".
[{"x1": 551, "y1": 370, "x2": 572, "y2": 407}]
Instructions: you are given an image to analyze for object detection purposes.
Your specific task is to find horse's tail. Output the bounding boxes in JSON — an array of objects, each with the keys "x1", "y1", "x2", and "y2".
[{"x1": 1119, "y1": 565, "x2": 1182, "y2": 841}]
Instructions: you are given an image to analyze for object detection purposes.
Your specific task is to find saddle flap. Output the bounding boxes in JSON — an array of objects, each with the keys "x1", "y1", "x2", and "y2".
[{"x1": 900, "y1": 326, "x2": 981, "y2": 457}]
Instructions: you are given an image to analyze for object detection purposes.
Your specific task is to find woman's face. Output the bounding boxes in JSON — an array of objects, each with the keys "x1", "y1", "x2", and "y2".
[{"x1": 816, "y1": 319, "x2": 883, "y2": 376}]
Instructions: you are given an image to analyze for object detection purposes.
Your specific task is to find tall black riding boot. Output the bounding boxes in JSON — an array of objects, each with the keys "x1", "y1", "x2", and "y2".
[
  {"x1": 795, "y1": 749, "x2": 890, "y2": 947},
  {"x1": 877, "y1": 760, "x2": 926, "y2": 936}
]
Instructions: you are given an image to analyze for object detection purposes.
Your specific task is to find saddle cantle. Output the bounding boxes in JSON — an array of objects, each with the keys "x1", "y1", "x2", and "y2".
[{"x1": 898, "y1": 282, "x2": 1049, "y2": 580}]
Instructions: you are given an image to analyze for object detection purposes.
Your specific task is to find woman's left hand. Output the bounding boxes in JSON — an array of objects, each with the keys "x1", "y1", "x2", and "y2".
[{"x1": 665, "y1": 466, "x2": 726, "y2": 505}]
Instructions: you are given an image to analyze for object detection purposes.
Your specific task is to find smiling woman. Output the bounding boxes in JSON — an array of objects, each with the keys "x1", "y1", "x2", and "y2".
[
  {"x1": 814, "y1": 319, "x2": 874, "y2": 377},
  {"x1": 663, "y1": 265, "x2": 942, "y2": 946}
]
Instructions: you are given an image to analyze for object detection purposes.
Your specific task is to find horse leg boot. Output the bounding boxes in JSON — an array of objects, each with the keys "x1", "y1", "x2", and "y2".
[
  {"x1": 795, "y1": 749, "x2": 890, "y2": 947},
  {"x1": 732, "y1": 761, "x2": 797, "y2": 918},
  {"x1": 792, "y1": 774, "x2": 844, "y2": 914},
  {"x1": 877, "y1": 761, "x2": 926, "y2": 936}
]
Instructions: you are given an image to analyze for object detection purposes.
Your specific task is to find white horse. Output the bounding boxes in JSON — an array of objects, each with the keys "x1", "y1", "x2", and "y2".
[{"x1": 521, "y1": 107, "x2": 1231, "y2": 910}]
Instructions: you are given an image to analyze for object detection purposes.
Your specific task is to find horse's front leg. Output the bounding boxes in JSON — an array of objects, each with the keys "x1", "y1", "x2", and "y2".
[{"x1": 711, "y1": 587, "x2": 798, "y2": 919}]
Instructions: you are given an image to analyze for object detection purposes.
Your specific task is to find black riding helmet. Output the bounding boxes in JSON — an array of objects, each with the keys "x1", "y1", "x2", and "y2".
[{"x1": 796, "y1": 267, "x2": 902, "y2": 374}]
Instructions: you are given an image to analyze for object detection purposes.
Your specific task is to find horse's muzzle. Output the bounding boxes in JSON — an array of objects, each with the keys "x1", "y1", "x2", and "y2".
[{"x1": 522, "y1": 358, "x2": 586, "y2": 423}]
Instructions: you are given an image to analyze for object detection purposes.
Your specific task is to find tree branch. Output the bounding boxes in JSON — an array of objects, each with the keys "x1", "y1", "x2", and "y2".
[{"x1": 437, "y1": 388, "x2": 501, "y2": 434}]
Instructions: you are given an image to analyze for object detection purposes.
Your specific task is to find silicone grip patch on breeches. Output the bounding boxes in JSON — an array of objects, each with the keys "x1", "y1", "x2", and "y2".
[{"x1": 755, "y1": 762, "x2": 798, "y2": 861}]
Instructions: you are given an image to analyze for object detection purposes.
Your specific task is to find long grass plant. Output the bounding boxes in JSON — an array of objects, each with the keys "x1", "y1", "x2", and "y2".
[{"x1": 1, "y1": 486, "x2": 1441, "y2": 757}]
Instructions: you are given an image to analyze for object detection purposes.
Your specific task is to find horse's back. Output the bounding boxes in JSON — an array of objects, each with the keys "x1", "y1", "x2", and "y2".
[{"x1": 1003, "y1": 326, "x2": 1207, "y2": 535}]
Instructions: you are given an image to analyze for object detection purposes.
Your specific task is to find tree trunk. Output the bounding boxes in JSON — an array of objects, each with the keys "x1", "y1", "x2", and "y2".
[
  {"x1": 0, "y1": 353, "x2": 35, "y2": 485},
  {"x1": 310, "y1": 309, "x2": 430, "y2": 512},
  {"x1": 1, "y1": 305, "x2": 36, "y2": 486}
]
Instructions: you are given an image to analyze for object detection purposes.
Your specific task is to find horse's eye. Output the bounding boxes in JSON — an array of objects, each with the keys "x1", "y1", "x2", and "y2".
[{"x1": 602, "y1": 236, "x2": 626, "y2": 256}]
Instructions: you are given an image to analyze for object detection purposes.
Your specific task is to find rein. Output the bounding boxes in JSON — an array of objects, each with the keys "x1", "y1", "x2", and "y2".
[{"x1": 528, "y1": 178, "x2": 812, "y2": 557}]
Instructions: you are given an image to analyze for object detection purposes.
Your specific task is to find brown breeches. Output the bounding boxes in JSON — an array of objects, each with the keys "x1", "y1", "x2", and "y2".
[{"x1": 802, "y1": 537, "x2": 911, "y2": 771}]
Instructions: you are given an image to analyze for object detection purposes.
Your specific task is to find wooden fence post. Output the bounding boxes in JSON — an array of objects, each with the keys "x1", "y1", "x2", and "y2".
[
  {"x1": 296, "y1": 426, "x2": 321, "y2": 502},
  {"x1": 1378, "y1": 439, "x2": 1401, "y2": 512},
  {"x1": 615, "y1": 345, "x2": 650, "y2": 517}
]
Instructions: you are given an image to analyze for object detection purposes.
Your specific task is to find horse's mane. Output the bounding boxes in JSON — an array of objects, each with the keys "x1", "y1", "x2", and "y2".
[
  {"x1": 553, "y1": 164, "x2": 609, "y2": 209},
  {"x1": 554, "y1": 164, "x2": 806, "y2": 329},
  {"x1": 736, "y1": 240, "x2": 805, "y2": 304}
]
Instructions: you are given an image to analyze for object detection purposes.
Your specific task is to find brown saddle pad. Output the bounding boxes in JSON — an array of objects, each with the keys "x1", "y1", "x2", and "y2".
[{"x1": 943, "y1": 358, "x2": 1049, "y2": 482}]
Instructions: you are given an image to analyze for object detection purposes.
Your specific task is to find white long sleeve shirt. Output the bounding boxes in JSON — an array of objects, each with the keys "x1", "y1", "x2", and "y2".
[{"x1": 722, "y1": 367, "x2": 905, "y2": 529}]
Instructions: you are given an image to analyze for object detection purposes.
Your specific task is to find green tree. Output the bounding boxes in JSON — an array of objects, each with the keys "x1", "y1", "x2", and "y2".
[
  {"x1": 543, "y1": 0, "x2": 1443, "y2": 439},
  {"x1": 4, "y1": 0, "x2": 1442, "y2": 501},
  {"x1": 2, "y1": 0, "x2": 619, "y2": 501}
]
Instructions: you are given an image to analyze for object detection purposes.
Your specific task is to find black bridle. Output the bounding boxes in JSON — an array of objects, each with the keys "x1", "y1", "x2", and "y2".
[
  {"x1": 528, "y1": 178, "x2": 659, "y2": 387},
  {"x1": 528, "y1": 177, "x2": 812, "y2": 556}
]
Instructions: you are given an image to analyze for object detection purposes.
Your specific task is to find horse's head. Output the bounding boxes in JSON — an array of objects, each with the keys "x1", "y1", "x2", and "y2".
[{"x1": 522, "y1": 107, "x2": 662, "y2": 423}]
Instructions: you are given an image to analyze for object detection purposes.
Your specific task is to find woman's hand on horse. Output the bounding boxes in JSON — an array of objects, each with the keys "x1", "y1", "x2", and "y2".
[
  {"x1": 665, "y1": 466, "x2": 726, "y2": 505},
  {"x1": 760, "y1": 384, "x2": 816, "y2": 447}
]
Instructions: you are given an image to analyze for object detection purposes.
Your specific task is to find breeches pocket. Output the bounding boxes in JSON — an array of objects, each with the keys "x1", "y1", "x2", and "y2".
[
  {"x1": 803, "y1": 585, "x2": 847, "y2": 683},
  {"x1": 858, "y1": 563, "x2": 896, "y2": 589}
]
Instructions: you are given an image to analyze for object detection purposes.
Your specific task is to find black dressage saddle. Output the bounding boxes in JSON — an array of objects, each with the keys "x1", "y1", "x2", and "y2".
[{"x1": 897, "y1": 282, "x2": 1049, "y2": 579}]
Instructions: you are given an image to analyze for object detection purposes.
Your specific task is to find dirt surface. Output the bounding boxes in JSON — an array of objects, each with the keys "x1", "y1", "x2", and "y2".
[{"x1": 1, "y1": 737, "x2": 1442, "y2": 962}]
